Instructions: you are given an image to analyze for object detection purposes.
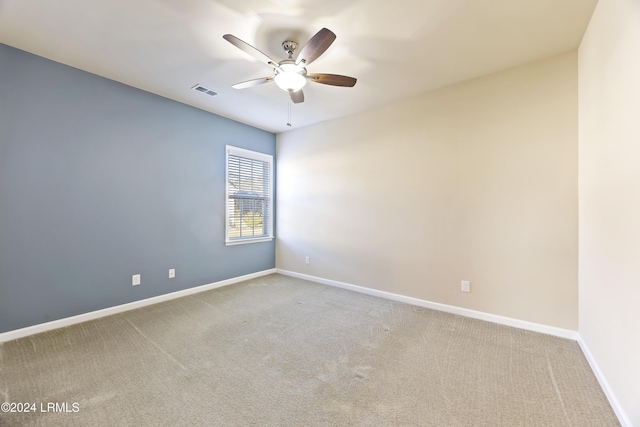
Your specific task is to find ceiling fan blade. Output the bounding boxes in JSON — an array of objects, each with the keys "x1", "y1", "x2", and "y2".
[
  {"x1": 223, "y1": 34, "x2": 279, "y2": 68},
  {"x1": 307, "y1": 74, "x2": 357, "y2": 87},
  {"x1": 295, "y1": 28, "x2": 336, "y2": 66},
  {"x1": 290, "y1": 90, "x2": 304, "y2": 104},
  {"x1": 231, "y1": 77, "x2": 273, "y2": 89}
]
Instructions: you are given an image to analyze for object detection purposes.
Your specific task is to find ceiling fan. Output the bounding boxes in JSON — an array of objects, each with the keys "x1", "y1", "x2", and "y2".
[{"x1": 223, "y1": 28, "x2": 357, "y2": 104}]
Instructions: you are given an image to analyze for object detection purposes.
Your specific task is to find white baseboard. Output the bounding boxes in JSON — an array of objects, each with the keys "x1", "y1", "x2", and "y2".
[
  {"x1": 277, "y1": 269, "x2": 579, "y2": 340},
  {"x1": 277, "y1": 269, "x2": 636, "y2": 425},
  {"x1": 577, "y1": 336, "x2": 633, "y2": 427},
  {"x1": 0, "y1": 268, "x2": 277, "y2": 343},
  {"x1": 1, "y1": 268, "x2": 630, "y2": 426}
]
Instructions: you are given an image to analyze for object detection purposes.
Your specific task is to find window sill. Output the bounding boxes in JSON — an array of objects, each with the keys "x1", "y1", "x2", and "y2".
[{"x1": 225, "y1": 236, "x2": 274, "y2": 246}]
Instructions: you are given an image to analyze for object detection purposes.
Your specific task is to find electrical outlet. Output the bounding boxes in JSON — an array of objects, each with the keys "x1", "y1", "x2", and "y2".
[
  {"x1": 169, "y1": 268, "x2": 175, "y2": 279},
  {"x1": 461, "y1": 280, "x2": 471, "y2": 292},
  {"x1": 132, "y1": 274, "x2": 141, "y2": 286},
  {"x1": 305, "y1": 256, "x2": 310, "y2": 265}
]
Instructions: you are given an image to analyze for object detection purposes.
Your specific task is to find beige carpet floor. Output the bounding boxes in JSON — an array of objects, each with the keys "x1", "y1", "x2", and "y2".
[{"x1": 0, "y1": 274, "x2": 619, "y2": 426}]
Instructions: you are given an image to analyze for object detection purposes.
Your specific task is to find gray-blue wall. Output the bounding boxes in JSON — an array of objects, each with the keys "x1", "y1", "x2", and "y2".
[{"x1": 0, "y1": 44, "x2": 276, "y2": 333}]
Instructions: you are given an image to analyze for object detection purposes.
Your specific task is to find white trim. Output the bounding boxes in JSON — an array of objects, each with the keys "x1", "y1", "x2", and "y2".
[
  {"x1": 225, "y1": 236, "x2": 274, "y2": 246},
  {"x1": 276, "y1": 270, "x2": 635, "y2": 425},
  {"x1": 226, "y1": 145, "x2": 272, "y2": 163},
  {"x1": 0, "y1": 268, "x2": 277, "y2": 344},
  {"x1": 276, "y1": 269, "x2": 579, "y2": 340},
  {"x1": 577, "y1": 336, "x2": 633, "y2": 427},
  {"x1": 1, "y1": 268, "x2": 630, "y2": 426}
]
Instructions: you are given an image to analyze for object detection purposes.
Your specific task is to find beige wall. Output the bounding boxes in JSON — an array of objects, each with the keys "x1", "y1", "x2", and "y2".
[
  {"x1": 579, "y1": 0, "x2": 640, "y2": 424},
  {"x1": 277, "y1": 52, "x2": 578, "y2": 330}
]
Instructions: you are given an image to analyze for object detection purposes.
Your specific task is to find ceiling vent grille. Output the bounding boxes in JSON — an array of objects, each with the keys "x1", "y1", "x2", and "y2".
[{"x1": 191, "y1": 84, "x2": 217, "y2": 97}]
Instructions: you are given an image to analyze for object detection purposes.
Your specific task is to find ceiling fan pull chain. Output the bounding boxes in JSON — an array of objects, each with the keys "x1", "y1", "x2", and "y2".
[{"x1": 287, "y1": 99, "x2": 292, "y2": 127}]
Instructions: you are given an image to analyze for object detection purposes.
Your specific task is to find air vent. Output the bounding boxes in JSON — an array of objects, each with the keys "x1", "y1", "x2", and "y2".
[{"x1": 191, "y1": 84, "x2": 217, "y2": 97}]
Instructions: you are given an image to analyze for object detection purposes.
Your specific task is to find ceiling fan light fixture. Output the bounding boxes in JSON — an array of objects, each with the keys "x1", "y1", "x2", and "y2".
[{"x1": 274, "y1": 64, "x2": 307, "y2": 92}]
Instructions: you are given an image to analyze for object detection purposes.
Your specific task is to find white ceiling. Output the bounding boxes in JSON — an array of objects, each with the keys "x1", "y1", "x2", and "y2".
[{"x1": 0, "y1": 0, "x2": 598, "y2": 133}]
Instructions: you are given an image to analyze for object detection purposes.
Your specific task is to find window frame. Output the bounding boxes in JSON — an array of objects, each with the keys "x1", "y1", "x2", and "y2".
[{"x1": 225, "y1": 145, "x2": 274, "y2": 245}]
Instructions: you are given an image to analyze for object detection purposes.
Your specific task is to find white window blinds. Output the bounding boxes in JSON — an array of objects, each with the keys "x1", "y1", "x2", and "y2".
[{"x1": 225, "y1": 146, "x2": 273, "y2": 244}]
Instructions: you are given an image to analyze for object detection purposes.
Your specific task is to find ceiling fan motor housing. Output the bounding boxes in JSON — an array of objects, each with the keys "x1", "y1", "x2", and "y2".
[{"x1": 282, "y1": 40, "x2": 298, "y2": 56}]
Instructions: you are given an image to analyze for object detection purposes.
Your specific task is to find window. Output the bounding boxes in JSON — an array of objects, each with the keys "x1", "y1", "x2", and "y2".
[{"x1": 225, "y1": 146, "x2": 274, "y2": 245}]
